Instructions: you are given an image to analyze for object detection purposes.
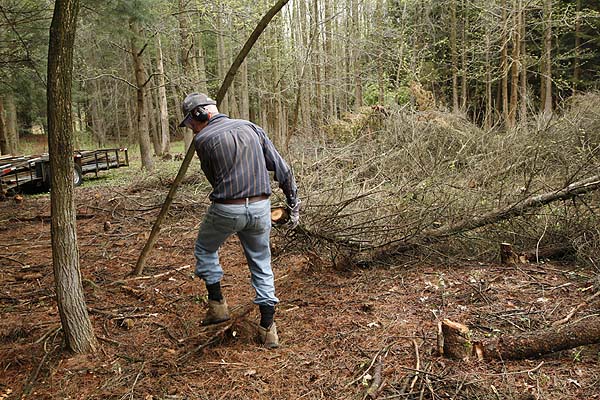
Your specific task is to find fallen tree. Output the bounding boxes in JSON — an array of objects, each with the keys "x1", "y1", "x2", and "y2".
[
  {"x1": 439, "y1": 315, "x2": 600, "y2": 360},
  {"x1": 366, "y1": 174, "x2": 600, "y2": 264}
]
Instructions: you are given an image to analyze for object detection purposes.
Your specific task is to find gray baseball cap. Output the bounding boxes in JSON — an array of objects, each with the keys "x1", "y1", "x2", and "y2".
[{"x1": 179, "y1": 93, "x2": 217, "y2": 127}]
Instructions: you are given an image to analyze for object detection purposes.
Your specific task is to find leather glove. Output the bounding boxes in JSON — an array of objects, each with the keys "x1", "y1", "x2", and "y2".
[{"x1": 287, "y1": 198, "x2": 301, "y2": 229}]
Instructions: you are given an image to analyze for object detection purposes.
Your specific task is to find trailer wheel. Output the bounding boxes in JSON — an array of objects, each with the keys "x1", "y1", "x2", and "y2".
[{"x1": 73, "y1": 164, "x2": 83, "y2": 187}]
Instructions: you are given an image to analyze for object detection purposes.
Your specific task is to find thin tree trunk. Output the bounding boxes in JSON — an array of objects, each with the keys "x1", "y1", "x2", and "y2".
[
  {"x1": 460, "y1": 0, "x2": 468, "y2": 112},
  {"x1": 324, "y1": 0, "x2": 335, "y2": 118},
  {"x1": 352, "y1": 0, "x2": 362, "y2": 110},
  {"x1": 216, "y1": 10, "x2": 229, "y2": 114},
  {"x1": 125, "y1": 92, "x2": 135, "y2": 145},
  {"x1": 573, "y1": 0, "x2": 581, "y2": 94},
  {"x1": 450, "y1": 0, "x2": 459, "y2": 112},
  {"x1": 501, "y1": 0, "x2": 509, "y2": 125},
  {"x1": 508, "y1": 0, "x2": 520, "y2": 128},
  {"x1": 519, "y1": 1, "x2": 527, "y2": 123},
  {"x1": 147, "y1": 83, "x2": 161, "y2": 156},
  {"x1": 90, "y1": 79, "x2": 106, "y2": 147},
  {"x1": 129, "y1": 18, "x2": 154, "y2": 171},
  {"x1": 240, "y1": 60, "x2": 250, "y2": 120},
  {"x1": 542, "y1": 0, "x2": 553, "y2": 115},
  {"x1": 6, "y1": 95, "x2": 18, "y2": 151},
  {"x1": 47, "y1": 0, "x2": 97, "y2": 354},
  {"x1": 156, "y1": 36, "x2": 170, "y2": 155},
  {"x1": 312, "y1": 0, "x2": 322, "y2": 123},
  {"x1": 484, "y1": 30, "x2": 493, "y2": 129},
  {"x1": 0, "y1": 97, "x2": 8, "y2": 155}
]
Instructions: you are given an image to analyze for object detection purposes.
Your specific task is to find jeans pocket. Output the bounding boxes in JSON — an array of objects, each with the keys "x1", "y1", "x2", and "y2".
[{"x1": 208, "y1": 207, "x2": 240, "y2": 233}]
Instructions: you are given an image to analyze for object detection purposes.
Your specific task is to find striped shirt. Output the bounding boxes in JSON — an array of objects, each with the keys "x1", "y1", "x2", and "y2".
[{"x1": 194, "y1": 114, "x2": 297, "y2": 203}]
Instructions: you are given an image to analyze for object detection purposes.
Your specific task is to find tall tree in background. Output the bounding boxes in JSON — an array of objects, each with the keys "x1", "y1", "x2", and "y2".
[
  {"x1": 47, "y1": 0, "x2": 97, "y2": 353},
  {"x1": 541, "y1": 0, "x2": 553, "y2": 116},
  {"x1": 129, "y1": 16, "x2": 154, "y2": 171}
]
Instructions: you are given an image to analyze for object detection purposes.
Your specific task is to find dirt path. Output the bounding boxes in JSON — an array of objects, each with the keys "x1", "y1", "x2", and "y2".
[{"x1": 1, "y1": 187, "x2": 599, "y2": 399}]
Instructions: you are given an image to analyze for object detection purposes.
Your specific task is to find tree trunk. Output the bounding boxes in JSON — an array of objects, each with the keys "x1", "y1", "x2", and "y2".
[
  {"x1": 542, "y1": 0, "x2": 553, "y2": 116},
  {"x1": 324, "y1": 0, "x2": 335, "y2": 118},
  {"x1": 240, "y1": 59, "x2": 250, "y2": 120},
  {"x1": 484, "y1": 29, "x2": 493, "y2": 129},
  {"x1": 460, "y1": 0, "x2": 468, "y2": 112},
  {"x1": 156, "y1": 36, "x2": 170, "y2": 155},
  {"x1": 508, "y1": 0, "x2": 520, "y2": 128},
  {"x1": 47, "y1": 0, "x2": 97, "y2": 354},
  {"x1": 352, "y1": 0, "x2": 363, "y2": 110},
  {"x1": 129, "y1": 18, "x2": 154, "y2": 171},
  {"x1": 194, "y1": 1, "x2": 209, "y2": 93},
  {"x1": 5, "y1": 95, "x2": 18, "y2": 152},
  {"x1": 177, "y1": 0, "x2": 198, "y2": 151},
  {"x1": 147, "y1": 83, "x2": 161, "y2": 156},
  {"x1": 0, "y1": 97, "x2": 8, "y2": 155},
  {"x1": 312, "y1": 0, "x2": 323, "y2": 123},
  {"x1": 501, "y1": 0, "x2": 509, "y2": 125},
  {"x1": 451, "y1": 0, "x2": 459, "y2": 112},
  {"x1": 573, "y1": 0, "x2": 581, "y2": 94},
  {"x1": 519, "y1": 1, "x2": 527, "y2": 123},
  {"x1": 90, "y1": 79, "x2": 106, "y2": 147},
  {"x1": 216, "y1": 10, "x2": 229, "y2": 114},
  {"x1": 440, "y1": 317, "x2": 600, "y2": 361}
]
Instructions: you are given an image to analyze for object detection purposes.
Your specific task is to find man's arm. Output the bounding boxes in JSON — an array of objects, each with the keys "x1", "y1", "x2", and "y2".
[{"x1": 251, "y1": 124, "x2": 298, "y2": 203}]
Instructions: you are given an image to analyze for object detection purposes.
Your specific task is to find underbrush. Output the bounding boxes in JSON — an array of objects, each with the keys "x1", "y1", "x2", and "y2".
[{"x1": 289, "y1": 92, "x2": 600, "y2": 270}]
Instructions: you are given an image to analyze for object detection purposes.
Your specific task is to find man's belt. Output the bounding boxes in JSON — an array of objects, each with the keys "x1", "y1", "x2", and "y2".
[{"x1": 213, "y1": 195, "x2": 269, "y2": 205}]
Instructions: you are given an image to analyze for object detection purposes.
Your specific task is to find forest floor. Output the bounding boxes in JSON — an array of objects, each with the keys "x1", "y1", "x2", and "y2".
[{"x1": 1, "y1": 173, "x2": 599, "y2": 400}]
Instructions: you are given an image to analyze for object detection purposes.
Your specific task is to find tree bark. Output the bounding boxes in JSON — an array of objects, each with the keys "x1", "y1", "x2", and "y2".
[
  {"x1": 90, "y1": 79, "x2": 106, "y2": 148},
  {"x1": 0, "y1": 97, "x2": 7, "y2": 155},
  {"x1": 129, "y1": 18, "x2": 154, "y2": 171},
  {"x1": 351, "y1": 0, "x2": 363, "y2": 111},
  {"x1": 5, "y1": 95, "x2": 18, "y2": 152},
  {"x1": 451, "y1": 0, "x2": 459, "y2": 113},
  {"x1": 573, "y1": 0, "x2": 581, "y2": 94},
  {"x1": 47, "y1": 0, "x2": 97, "y2": 354},
  {"x1": 541, "y1": 0, "x2": 553, "y2": 116},
  {"x1": 508, "y1": 0, "x2": 520, "y2": 128},
  {"x1": 460, "y1": 0, "x2": 468, "y2": 112},
  {"x1": 177, "y1": 0, "x2": 195, "y2": 151},
  {"x1": 501, "y1": 0, "x2": 509, "y2": 125},
  {"x1": 156, "y1": 36, "x2": 170, "y2": 155},
  {"x1": 519, "y1": 1, "x2": 527, "y2": 123}
]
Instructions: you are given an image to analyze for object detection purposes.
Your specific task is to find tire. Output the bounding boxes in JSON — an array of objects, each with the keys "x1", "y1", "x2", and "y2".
[{"x1": 73, "y1": 164, "x2": 83, "y2": 187}]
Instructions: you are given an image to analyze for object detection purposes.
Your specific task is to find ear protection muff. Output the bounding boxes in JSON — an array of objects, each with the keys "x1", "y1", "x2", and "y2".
[{"x1": 191, "y1": 105, "x2": 209, "y2": 123}]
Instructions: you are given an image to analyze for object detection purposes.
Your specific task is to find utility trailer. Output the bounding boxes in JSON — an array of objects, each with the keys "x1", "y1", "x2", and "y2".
[{"x1": 0, "y1": 148, "x2": 129, "y2": 193}]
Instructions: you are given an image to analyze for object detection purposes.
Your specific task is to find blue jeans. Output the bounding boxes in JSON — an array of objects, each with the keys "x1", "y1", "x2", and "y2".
[{"x1": 194, "y1": 199, "x2": 278, "y2": 306}]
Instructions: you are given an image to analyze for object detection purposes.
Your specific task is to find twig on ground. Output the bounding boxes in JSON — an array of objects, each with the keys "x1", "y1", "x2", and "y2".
[
  {"x1": 112, "y1": 265, "x2": 191, "y2": 284},
  {"x1": 345, "y1": 344, "x2": 390, "y2": 389},
  {"x1": 20, "y1": 345, "x2": 58, "y2": 399},
  {"x1": 409, "y1": 339, "x2": 421, "y2": 392}
]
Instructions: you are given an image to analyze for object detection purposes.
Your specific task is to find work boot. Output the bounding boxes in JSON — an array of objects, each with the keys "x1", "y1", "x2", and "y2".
[
  {"x1": 257, "y1": 322, "x2": 279, "y2": 348},
  {"x1": 201, "y1": 299, "x2": 230, "y2": 326}
]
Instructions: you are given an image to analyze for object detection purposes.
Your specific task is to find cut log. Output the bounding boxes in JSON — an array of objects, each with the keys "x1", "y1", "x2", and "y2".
[
  {"x1": 439, "y1": 317, "x2": 600, "y2": 361},
  {"x1": 500, "y1": 243, "x2": 528, "y2": 265},
  {"x1": 271, "y1": 206, "x2": 289, "y2": 225},
  {"x1": 439, "y1": 319, "x2": 473, "y2": 360}
]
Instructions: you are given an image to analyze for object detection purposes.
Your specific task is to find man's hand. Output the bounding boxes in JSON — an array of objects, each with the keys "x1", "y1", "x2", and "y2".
[{"x1": 287, "y1": 199, "x2": 301, "y2": 229}]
